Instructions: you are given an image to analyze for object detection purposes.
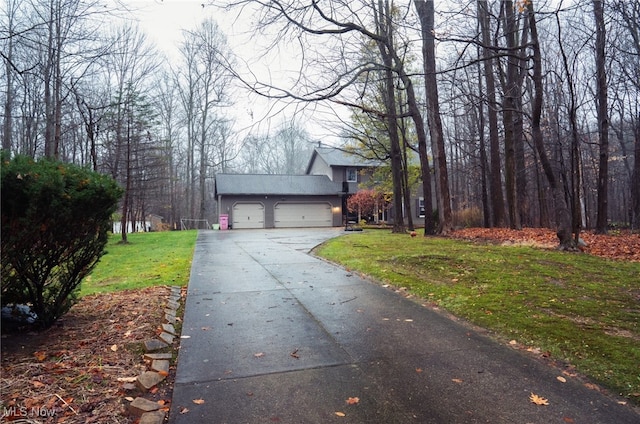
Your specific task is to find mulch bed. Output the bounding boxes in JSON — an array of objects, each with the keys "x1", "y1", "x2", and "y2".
[{"x1": 1, "y1": 286, "x2": 174, "y2": 423}]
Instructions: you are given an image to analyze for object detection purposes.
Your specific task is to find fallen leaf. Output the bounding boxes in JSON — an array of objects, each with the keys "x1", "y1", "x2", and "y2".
[
  {"x1": 149, "y1": 387, "x2": 159, "y2": 394},
  {"x1": 34, "y1": 351, "x2": 47, "y2": 361},
  {"x1": 192, "y1": 399, "x2": 205, "y2": 405},
  {"x1": 290, "y1": 349, "x2": 300, "y2": 359},
  {"x1": 254, "y1": 352, "x2": 265, "y2": 358},
  {"x1": 335, "y1": 411, "x2": 346, "y2": 417},
  {"x1": 180, "y1": 407, "x2": 189, "y2": 414},
  {"x1": 110, "y1": 344, "x2": 118, "y2": 352},
  {"x1": 117, "y1": 377, "x2": 138, "y2": 383},
  {"x1": 509, "y1": 340, "x2": 517, "y2": 345},
  {"x1": 584, "y1": 383, "x2": 600, "y2": 391},
  {"x1": 529, "y1": 393, "x2": 549, "y2": 405},
  {"x1": 617, "y1": 401, "x2": 627, "y2": 405},
  {"x1": 158, "y1": 370, "x2": 169, "y2": 377},
  {"x1": 452, "y1": 378, "x2": 463, "y2": 384},
  {"x1": 556, "y1": 376, "x2": 567, "y2": 383},
  {"x1": 32, "y1": 380, "x2": 46, "y2": 388},
  {"x1": 124, "y1": 397, "x2": 135, "y2": 402},
  {"x1": 416, "y1": 368, "x2": 423, "y2": 373},
  {"x1": 562, "y1": 417, "x2": 575, "y2": 423},
  {"x1": 346, "y1": 397, "x2": 360, "y2": 405}
]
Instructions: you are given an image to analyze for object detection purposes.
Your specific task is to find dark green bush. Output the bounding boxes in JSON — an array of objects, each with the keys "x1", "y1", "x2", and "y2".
[{"x1": 1, "y1": 154, "x2": 123, "y2": 329}]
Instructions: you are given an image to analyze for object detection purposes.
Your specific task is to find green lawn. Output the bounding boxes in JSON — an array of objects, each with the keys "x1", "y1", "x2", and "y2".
[
  {"x1": 315, "y1": 231, "x2": 640, "y2": 402},
  {"x1": 81, "y1": 230, "x2": 197, "y2": 296}
]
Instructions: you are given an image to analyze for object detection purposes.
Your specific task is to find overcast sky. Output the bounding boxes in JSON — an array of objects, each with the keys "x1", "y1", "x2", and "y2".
[{"x1": 117, "y1": 0, "x2": 344, "y2": 145}]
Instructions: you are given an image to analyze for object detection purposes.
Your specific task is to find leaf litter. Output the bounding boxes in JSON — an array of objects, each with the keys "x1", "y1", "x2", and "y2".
[
  {"x1": 450, "y1": 227, "x2": 640, "y2": 262},
  {"x1": 1, "y1": 286, "x2": 175, "y2": 423}
]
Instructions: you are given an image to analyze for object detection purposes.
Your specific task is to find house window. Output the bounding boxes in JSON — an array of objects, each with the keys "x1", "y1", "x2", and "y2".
[
  {"x1": 417, "y1": 197, "x2": 425, "y2": 218},
  {"x1": 346, "y1": 168, "x2": 357, "y2": 182}
]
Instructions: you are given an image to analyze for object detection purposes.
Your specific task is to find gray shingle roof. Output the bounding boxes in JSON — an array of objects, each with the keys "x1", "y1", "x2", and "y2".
[
  {"x1": 306, "y1": 147, "x2": 381, "y2": 173},
  {"x1": 215, "y1": 174, "x2": 343, "y2": 196}
]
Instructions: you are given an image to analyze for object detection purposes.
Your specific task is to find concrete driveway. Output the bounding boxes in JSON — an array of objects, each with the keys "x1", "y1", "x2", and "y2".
[{"x1": 169, "y1": 228, "x2": 639, "y2": 423}]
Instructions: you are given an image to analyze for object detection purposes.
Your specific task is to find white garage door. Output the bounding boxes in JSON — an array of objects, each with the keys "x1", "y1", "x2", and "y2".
[
  {"x1": 232, "y1": 203, "x2": 264, "y2": 229},
  {"x1": 274, "y1": 203, "x2": 333, "y2": 228}
]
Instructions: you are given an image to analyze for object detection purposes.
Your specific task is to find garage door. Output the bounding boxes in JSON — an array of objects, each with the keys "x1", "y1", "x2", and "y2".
[
  {"x1": 274, "y1": 203, "x2": 332, "y2": 228},
  {"x1": 232, "y1": 203, "x2": 264, "y2": 229}
]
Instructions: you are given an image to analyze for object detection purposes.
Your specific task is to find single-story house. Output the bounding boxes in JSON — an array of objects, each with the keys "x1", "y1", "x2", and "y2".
[{"x1": 215, "y1": 146, "x2": 425, "y2": 229}]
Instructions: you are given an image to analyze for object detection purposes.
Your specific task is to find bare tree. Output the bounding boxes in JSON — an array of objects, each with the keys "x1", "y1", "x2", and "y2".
[
  {"x1": 593, "y1": 0, "x2": 610, "y2": 233},
  {"x1": 527, "y1": 0, "x2": 575, "y2": 249},
  {"x1": 414, "y1": 0, "x2": 453, "y2": 234},
  {"x1": 477, "y1": 0, "x2": 506, "y2": 228},
  {"x1": 176, "y1": 18, "x2": 234, "y2": 221},
  {"x1": 1, "y1": 0, "x2": 20, "y2": 154},
  {"x1": 100, "y1": 24, "x2": 160, "y2": 242}
]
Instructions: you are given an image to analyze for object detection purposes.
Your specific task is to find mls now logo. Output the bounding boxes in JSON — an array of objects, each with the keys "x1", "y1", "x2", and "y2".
[{"x1": 3, "y1": 405, "x2": 56, "y2": 418}]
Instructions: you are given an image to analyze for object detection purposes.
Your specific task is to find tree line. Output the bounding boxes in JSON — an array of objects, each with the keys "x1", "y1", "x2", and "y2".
[{"x1": 2, "y1": 0, "x2": 638, "y2": 247}]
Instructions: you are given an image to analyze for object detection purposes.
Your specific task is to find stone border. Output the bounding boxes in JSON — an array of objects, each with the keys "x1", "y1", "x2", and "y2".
[{"x1": 128, "y1": 286, "x2": 182, "y2": 424}]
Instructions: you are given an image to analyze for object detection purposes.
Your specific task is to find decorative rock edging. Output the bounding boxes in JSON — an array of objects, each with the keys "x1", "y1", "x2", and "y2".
[{"x1": 127, "y1": 285, "x2": 182, "y2": 424}]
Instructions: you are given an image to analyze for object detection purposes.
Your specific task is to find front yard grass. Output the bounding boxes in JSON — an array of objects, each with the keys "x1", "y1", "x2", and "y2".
[
  {"x1": 81, "y1": 230, "x2": 197, "y2": 296},
  {"x1": 315, "y1": 231, "x2": 640, "y2": 402}
]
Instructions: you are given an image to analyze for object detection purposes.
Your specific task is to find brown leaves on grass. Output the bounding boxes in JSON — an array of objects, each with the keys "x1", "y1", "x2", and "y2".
[
  {"x1": 450, "y1": 227, "x2": 640, "y2": 262},
  {"x1": 1, "y1": 286, "x2": 172, "y2": 423}
]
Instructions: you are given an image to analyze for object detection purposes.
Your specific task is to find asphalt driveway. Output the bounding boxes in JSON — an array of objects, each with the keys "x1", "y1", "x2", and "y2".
[{"x1": 169, "y1": 228, "x2": 639, "y2": 423}]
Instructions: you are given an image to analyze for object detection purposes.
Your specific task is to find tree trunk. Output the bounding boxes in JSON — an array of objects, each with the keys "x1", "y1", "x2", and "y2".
[
  {"x1": 376, "y1": 2, "x2": 406, "y2": 233},
  {"x1": 632, "y1": 120, "x2": 640, "y2": 230},
  {"x1": 400, "y1": 118, "x2": 415, "y2": 231},
  {"x1": 556, "y1": 12, "x2": 583, "y2": 242},
  {"x1": 501, "y1": 0, "x2": 521, "y2": 230},
  {"x1": 477, "y1": 0, "x2": 506, "y2": 228},
  {"x1": 527, "y1": 1, "x2": 574, "y2": 249},
  {"x1": 120, "y1": 108, "x2": 132, "y2": 244},
  {"x1": 415, "y1": 0, "x2": 453, "y2": 234},
  {"x1": 594, "y1": 0, "x2": 609, "y2": 233},
  {"x1": 2, "y1": 0, "x2": 16, "y2": 154}
]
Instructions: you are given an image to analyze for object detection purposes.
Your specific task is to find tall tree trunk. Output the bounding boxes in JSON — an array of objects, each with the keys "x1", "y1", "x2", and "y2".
[
  {"x1": 478, "y1": 102, "x2": 492, "y2": 228},
  {"x1": 527, "y1": 1, "x2": 574, "y2": 249},
  {"x1": 594, "y1": 0, "x2": 609, "y2": 233},
  {"x1": 514, "y1": 15, "x2": 529, "y2": 227},
  {"x1": 376, "y1": 1, "x2": 406, "y2": 233},
  {"x1": 502, "y1": 0, "x2": 521, "y2": 229},
  {"x1": 399, "y1": 111, "x2": 415, "y2": 231},
  {"x1": 556, "y1": 13, "x2": 583, "y2": 242},
  {"x1": 632, "y1": 119, "x2": 640, "y2": 231},
  {"x1": 44, "y1": 0, "x2": 55, "y2": 157},
  {"x1": 414, "y1": 0, "x2": 453, "y2": 234},
  {"x1": 478, "y1": 0, "x2": 506, "y2": 228},
  {"x1": 120, "y1": 109, "x2": 132, "y2": 243},
  {"x1": 2, "y1": 0, "x2": 16, "y2": 154}
]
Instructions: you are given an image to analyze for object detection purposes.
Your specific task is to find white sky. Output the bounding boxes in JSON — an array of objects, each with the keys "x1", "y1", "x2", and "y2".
[{"x1": 115, "y1": 0, "x2": 345, "y2": 145}]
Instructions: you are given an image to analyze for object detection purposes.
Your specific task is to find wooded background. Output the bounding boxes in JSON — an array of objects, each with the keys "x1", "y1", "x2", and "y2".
[{"x1": 1, "y1": 1, "x2": 638, "y2": 241}]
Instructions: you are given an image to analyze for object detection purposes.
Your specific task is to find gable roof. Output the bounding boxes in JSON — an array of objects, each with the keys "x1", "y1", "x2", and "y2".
[
  {"x1": 215, "y1": 174, "x2": 342, "y2": 196},
  {"x1": 305, "y1": 147, "x2": 381, "y2": 174}
]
